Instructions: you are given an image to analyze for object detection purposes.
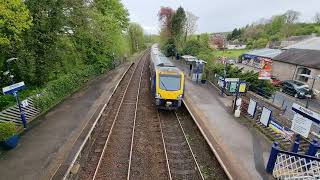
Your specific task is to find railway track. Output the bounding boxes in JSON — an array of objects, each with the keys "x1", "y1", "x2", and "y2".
[
  {"x1": 158, "y1": 110, "x2": 204, "y2": 180},
  {"x1": 91, "y1": 52, "x2": 147, "y2": 179},
  {"x1": 128, "y1": 54, "x2": 169, "y2": 179},
  {"x1": 70, "y1": 50, "x2": 227, "y2": 180}
]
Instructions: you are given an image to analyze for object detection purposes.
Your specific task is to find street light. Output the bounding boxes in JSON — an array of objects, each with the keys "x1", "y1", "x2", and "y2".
[
  {"x1": 298, "y1": 74, "x2": 320, "y2": 108},
  {"x1": 3, "y1": 57, "x2": 27, "y2": 128}
]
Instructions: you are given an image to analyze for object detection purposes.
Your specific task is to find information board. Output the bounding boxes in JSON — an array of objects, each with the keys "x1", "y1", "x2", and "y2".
[
  {"x1": 291, "y1": 114, "x2": 313, "y2": 138},
  {"x1": 239, "y1": 83, "x2": 247, "y2": 93},
  {"x1": 260, "y1": 107, "x2": 271, "y2": 126},
  {"x1": 247, "y1": 99, "x2": 257, "y2": 116},
  {"x1": 229, "y1": 82, "x2": 237, "y2": 93}
]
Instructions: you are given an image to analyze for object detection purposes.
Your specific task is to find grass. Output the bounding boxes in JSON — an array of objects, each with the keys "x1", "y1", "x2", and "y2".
[{"x1": 212, "y1": 49, "x2": 248, "y2": 59}]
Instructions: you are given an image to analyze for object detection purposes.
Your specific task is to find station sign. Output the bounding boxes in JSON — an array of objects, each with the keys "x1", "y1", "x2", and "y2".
[
  {"x1": 292, "y1": 103, "x2": 320, "y2": 124},
  {"x1": 2, "y1": 82, "x2": 25, "y2": 95},
  {"x1": 225, "y1": 78, "x2": 239, "y2": 82},
  {"x1": 291, "y1": 103, "x2": 320, "y2": 138}
]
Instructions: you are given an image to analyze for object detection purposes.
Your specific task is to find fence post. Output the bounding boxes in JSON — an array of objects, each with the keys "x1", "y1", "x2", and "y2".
[
  {"x1": 266, "y1": 142, "x2": 280, "y2": 174},
  {"x1": 291, "y1": 134, "x2": 300, "y2": 153},
  {"x1": 306, "y1": 139, "x2": 318, "y2": 156}
]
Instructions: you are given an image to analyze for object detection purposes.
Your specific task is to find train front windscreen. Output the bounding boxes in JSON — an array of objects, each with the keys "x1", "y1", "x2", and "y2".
[{"x1": 159, "y1": 74, "x2": 181, "y2": 91}]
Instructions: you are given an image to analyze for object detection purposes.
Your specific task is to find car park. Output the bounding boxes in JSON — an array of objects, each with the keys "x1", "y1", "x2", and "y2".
[{"x1": 279, "y1": 80, "x2": 313, "y2": 99}]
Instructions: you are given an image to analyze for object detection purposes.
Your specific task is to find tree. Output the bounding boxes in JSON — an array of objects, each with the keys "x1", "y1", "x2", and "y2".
[
  {"x1": 128, "y1": 23, "x2": 144, "y2": 53},
  {"x1": 170, "y1": 7, "x2": 186, "y2": 49},
  {"x1": 0, "y1": 0, "x2": 32, "y2": 46},
  {"x1": 184, "y1": 11, "x2": 198, "y2": 42},
  {"x1": 212, "y1": 35, "x2": 225, "y2": 49},
  {"x1": 314, "y1": 13, "x2": 320, "y2": 24},
  {"x1": 158, "y1": 7, "x2": 175, "y2": 37},
  {"x1": 284, "y1": 10, "x2": 300, "y2": 24}
]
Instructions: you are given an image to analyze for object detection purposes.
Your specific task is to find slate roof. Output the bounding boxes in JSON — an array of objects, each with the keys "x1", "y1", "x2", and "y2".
[{"x1": 273, "y1": 48, "x2": 320, "y2": 69}]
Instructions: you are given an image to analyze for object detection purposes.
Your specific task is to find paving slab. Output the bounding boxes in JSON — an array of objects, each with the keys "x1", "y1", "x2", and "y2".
[{"x1": 0, "y1": 63, "x2": 130, "y2": 180}]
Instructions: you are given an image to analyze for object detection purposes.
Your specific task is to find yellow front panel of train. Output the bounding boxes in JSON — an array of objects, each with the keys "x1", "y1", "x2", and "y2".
[{"x1": 156, "y1": 71, "x2": 184, "y2": 100}]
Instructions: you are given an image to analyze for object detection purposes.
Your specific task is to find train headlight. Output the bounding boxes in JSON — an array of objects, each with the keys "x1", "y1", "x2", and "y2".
[
  {"x1": 155, "y1": 93, "x2": 161, "y2": 99},
  {"x1": 177, "y1": 95, "x2": 183, "y2": 100}
]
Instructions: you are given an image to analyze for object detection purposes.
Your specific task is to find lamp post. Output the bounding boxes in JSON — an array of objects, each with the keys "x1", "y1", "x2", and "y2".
[
  {"x1": 298, "y1": 74, "x2": 320, "y2": 109},
  {"x1": 221, "y1": 58, "x2": 227, "y2": 96},
  {"x1": 3, "y1": 57, "x2": 27, "y2": 128}
]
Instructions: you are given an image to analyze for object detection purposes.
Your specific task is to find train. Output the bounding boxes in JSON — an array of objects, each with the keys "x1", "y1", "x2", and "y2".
[{"x1": 149, "y1": 44, "x2": 185, "y2": 110}]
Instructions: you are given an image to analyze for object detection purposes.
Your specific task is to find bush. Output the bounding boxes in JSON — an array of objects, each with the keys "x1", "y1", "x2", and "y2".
[
  {"x1": 0, "y1": 122, "x2": 16, "y2": 141},
  {"x1": 162, "y1": 39, "x2": 176, "y2": 57},
  {"x1": 182, "y1": 39, "x2": 202, "y2": 56},
  {"x1": 34, "y1": 65, "x2": 101, "y2": 111}
]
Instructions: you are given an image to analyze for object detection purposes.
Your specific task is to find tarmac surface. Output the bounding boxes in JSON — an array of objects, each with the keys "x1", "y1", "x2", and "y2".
[
  {"x1": 174, "y1": 59, "x2": 274, "y2": 180},
  {"x1": 0, "y1": 63, "x2": 130, "y2": 180}
]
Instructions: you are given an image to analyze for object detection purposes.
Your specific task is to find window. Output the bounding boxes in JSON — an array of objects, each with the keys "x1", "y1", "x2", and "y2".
[
  {"x1": 159, "y1": 74, "x2": 181, "y2": 91},
  {"x1": 296, "y1": 67, "x2": 311, "y2": 82}
]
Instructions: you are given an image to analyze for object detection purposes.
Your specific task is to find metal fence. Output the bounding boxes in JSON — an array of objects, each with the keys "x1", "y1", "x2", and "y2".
[
  {"x1": 0, "y1": 97, "x2": 40, "y2": 125},
  {"x1": 267, "y1": 141, "x2": 320, "y2": 180}
]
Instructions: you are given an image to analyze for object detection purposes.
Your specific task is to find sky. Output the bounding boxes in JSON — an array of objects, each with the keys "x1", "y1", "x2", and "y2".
[{"x1": 121, "y1": 0, "x2": 320, "y2": 34}]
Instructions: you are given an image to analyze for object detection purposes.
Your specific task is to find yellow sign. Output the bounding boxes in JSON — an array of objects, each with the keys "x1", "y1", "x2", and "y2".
[{"x1": 239, "y1": 83, "x2": 247, "y2": 93}]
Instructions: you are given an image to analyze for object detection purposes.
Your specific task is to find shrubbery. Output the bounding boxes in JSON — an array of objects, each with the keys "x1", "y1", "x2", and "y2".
[
  {"x1": 205, "y1": 60, "x2": 277, "y2": 98},
  {"x1": 0, "y1": 121, "x2": 16, "y2": 141},
  {"x1": 34, "y1": 65, "x2": 102, "y2": 111}
]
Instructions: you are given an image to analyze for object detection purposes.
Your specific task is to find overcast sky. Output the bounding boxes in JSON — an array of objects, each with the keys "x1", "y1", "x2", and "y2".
[{"x1": 121, "y1": 0, "x2": 320, "y2": 34}]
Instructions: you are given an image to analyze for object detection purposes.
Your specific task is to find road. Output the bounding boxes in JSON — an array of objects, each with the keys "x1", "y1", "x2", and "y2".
[{"x1": 272, "y1": 91, "x2": 320, "y2": 119}]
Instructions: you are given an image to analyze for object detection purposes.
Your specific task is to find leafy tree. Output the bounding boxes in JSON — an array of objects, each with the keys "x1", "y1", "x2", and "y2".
[
  {"x1": 182, "y1": 39, "x2": 201, "y2": 56},
  {"x1": 128, "y1": 23, "x2": 145, "y2": 53},
  {"x1": 0, "y1": 0, "x2": 32, "y2": 46},
  {"x1": 170, "y1": 7, "x2": 186, "y2": 49}
]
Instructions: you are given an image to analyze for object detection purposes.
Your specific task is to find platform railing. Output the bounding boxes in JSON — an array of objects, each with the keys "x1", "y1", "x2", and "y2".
[{"x1": 266, "y1": 141, "x2": 320, "y2": 180}]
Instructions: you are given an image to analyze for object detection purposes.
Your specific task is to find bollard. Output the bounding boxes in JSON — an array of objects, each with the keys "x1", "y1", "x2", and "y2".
[
  {"x1": 266, "y1": 142, "x2": 280, "y2": 173},
  {"x1": 291, "y1": 134, "x2": 300, "y2": 153},
  {"x1": 306, "y1": 139, "x2": 318, "y2": 156}
]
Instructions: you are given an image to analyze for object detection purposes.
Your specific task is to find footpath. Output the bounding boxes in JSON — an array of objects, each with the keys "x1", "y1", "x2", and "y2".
[
  {"x1": 0, "y1": 63, "x2": 131, "y2": 180},
  {"x1": 174, "y1": 60, "x2": 274, "y2": 180}
]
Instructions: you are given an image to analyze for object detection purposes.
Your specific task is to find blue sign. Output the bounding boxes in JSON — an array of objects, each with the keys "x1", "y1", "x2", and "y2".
[{"x1": 2, "y1": 82, "x2": 25, "y2": 95}]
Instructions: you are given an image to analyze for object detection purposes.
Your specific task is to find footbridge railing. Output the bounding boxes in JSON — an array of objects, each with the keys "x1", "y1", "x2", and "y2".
[{"x1": 266, "y1": 140, "x2": 320, "y2": 180}]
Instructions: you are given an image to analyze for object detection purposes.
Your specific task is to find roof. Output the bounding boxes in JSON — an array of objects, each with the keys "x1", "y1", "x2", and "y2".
[
  {"x1": 283, "y1": 37, "x2": 320, "y2": 50},
  {"x1": 273, "y1": 48, "x2": 320, "y2": 69},
  {"x1": 243, "y1": 48, "x2": 283, "y2": 58}
]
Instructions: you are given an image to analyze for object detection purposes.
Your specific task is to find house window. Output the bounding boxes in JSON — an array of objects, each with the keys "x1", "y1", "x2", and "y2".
[{"x1": 296, "y1": 67, "x2": 311, "y2": 82}]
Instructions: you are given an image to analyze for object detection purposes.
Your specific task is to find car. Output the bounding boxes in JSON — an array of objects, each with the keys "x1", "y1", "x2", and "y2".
[
  {"x1": 271, "y1": 76, "x2": 282, "y2": 87},
  {"x1": 280, "y1": 80, "x2": 313, "y2": 99}
]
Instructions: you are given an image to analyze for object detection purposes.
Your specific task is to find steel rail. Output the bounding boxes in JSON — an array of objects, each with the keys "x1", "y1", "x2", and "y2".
[
  {"x1": 127, "y1": 52, "x2": 148, "y2": 180},
  {"x1": 92, "y1": 52, "x2": 147, "y2": 180},
  {"x1": 157, "y1": 111, "x2": 173, "y2": 180},
  {"x1": 60, "y1": 62, "x2": 135, "y2": 180},
  {"x1": 174, "y1": 112, "x2": 205, "y2": 180}
]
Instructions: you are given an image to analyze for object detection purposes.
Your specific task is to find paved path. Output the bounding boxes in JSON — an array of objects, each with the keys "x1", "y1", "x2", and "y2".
[
  {"x1": 174, "y1": 60, "x2": 274, "y2": 180},
  {"x1": 0, "y1": 64, "x2": 130, "y2": 180}
]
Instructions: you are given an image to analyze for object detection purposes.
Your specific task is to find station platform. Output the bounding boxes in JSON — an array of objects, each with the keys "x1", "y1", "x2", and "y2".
[
  {"x1": 173, "y1": 60, "x2": 274, "y2": 180},
  {"x1": 0, "y1": 63, "x2": 131, "y2": 180}
]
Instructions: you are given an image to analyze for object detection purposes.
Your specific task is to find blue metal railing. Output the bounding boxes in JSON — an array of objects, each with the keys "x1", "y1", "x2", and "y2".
[{"x1": 266, "y1": 140, "x2": 320, "y2": 179}]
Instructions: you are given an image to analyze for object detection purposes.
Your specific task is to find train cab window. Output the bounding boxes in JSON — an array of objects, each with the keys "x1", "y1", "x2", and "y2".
[{"x1": 159, "y1": 74, "x2": 181, "y2": 91}]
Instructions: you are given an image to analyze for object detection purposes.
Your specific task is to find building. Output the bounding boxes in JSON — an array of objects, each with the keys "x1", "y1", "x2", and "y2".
[
  {"x1": 272, "y1": 48, "x2": 320, "y2": 95},
  {"x1": 226, "y1": 42, "x2": 247, "y2": 50},
  {"x1": 241, "y1": 48, "x2": 283, "y2": 69}
]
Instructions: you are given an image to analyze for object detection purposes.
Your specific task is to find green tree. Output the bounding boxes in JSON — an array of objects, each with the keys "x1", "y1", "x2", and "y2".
[
  {"x1": 128, "y1": 23, "x2": 145, "y2": 53},
  {"x1": 170, "y1": 7, "x2": 186, "y2": 49},
  {"x1": 0, "y1": 0, "x2": 32, "y2": 46}
]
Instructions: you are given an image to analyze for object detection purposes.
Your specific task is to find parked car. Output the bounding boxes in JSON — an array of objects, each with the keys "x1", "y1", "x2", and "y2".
[
  {"x1": 280, "y1": 80, "x2": 313, "y2": 99},
  {"x1": 271, "y1": 76, "x2": 282, "y2": 87}
]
